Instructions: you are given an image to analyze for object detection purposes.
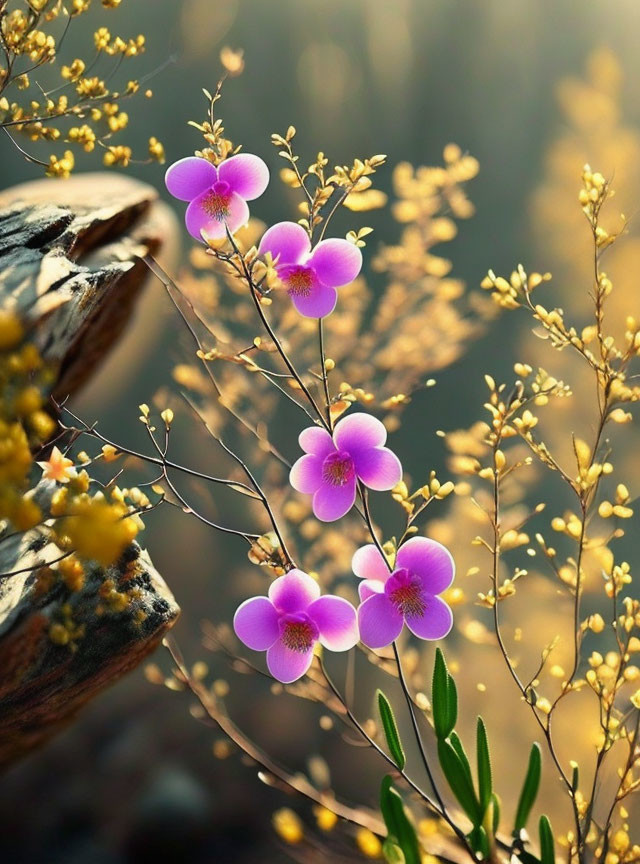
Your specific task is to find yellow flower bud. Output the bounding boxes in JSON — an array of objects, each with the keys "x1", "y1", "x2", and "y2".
[{"x1": 272, "y1": 809, "x2": 303, "y2": 845}]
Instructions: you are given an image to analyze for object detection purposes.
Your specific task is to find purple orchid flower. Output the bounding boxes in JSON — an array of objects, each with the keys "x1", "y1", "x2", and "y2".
[
  {"x1": 289, "y1": 412, "x2": 403, "y2": 522},
  {"x1": 165, "y1": 153, "x2": 269, "y2": 242},
  {"x1": 233, "y1": 569, "x2": 358, "y2": 683},
  {"x1": 258, "y1": 221, "x2": 362, "y2": 318},
  {"x1": 353, "y1": 537, "x2": 454, "y2": 649}
]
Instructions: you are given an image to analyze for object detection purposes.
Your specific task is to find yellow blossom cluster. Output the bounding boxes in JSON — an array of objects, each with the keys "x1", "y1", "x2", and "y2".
[
  {"x1": 0, "y1": 1, "x2": 163, "y2": 174},
  {"x1": 1, "y1": 9, "x2": 56, "y2": 62},
  {"x1": 67, "y1": 123, "x2": 96, "y2": 151},
  {"x1": 189, "y1": 83, "x2": 241, "y2": 167},
  {"x1": 102, "y1": 144, "x2": 131, "y2": 167},
  {"x1": 0, "y1": 305, "x2": 145, "y2": 594},
  {"x1": 51, "y1": 487, "x2": 141, "y2": 567},
  {"x1": 0, "y1": 310, "x2": 55, "y2": 529},
  {"x1": 93, "y1": 27, "x2": 144, "y2": 56},
  {"x1": 444, "y1": 165, "x2": 640, "y2": 858},
  {"x1": 46, "y1": 149, "x2": 74, "y2": 177},
  {"x1": 390, "y1": 473, "x2": 455, "y2": 519},
  {"x1": 272, "y1": 123, "x2": 388, "y2": 234}
]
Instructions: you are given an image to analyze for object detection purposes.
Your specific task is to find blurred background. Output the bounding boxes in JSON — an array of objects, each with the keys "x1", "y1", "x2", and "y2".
[{"x1": 2, "y1": 0, "x2": 640, "y2": 861}]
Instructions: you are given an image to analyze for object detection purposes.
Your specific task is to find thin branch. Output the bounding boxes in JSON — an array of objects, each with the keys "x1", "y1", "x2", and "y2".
[
  {"x1": 223, "y1": 230, "x2": 330, "y2": 431},
  {"x1": 163, "y1": 636, "x2": 388, "y2": 837}
]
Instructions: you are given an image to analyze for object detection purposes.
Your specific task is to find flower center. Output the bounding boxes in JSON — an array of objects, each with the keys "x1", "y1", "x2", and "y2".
[
  {"x1": 322, "y1": 450, "x2": 355, "y2": 487},
  {"x1": 279, "y1": 613, "x2": 318, "y2": 653},
  {"x1": 201, "y1": 180, "x2": 232, "y2": 221},
  {"x1": 283, "y1": 265, "x2": 314, "y2": 297},
  {"x1": 386, "y1": 567, "x2": 426, "y2": 617}
]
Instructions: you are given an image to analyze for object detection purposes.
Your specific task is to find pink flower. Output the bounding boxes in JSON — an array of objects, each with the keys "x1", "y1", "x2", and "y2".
[
  {"x1": 289, "y1": 413, "x2": 403, "y2": 522},
  {"x1": 258, "y1": 221, "x2": 362, "y2": 318},
  {"x1": 353, "y1": 538, "x2": 454, "y2": 649},
  {"x1": 233, "y1": 569, "x2": 358, "y2": 683},
  {"x1": 165, "y1": 153, "x2": 269, "y2": 242}
]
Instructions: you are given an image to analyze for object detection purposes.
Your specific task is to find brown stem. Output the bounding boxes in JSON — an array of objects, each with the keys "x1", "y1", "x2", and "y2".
[{"x1": 224, "y1": 230, "x2": 330, "y2": 431}]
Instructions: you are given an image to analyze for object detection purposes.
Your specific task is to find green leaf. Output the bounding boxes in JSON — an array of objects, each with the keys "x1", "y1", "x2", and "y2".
[
  {"x1": 382, "y1": 839, "x2": 406, "y2": 864},
  {"x1": 469, "y1": 825, "x2": 491, "y2": 859},
  {"x1": 514, "y1": 743, "x2": 542, "y2": 833},
  {"x1": 437, "y1": 738, "x2": 482, "y2": 825},
  {"x1": 445, "y1": 669, "x2": 458, "y2": 732},
  {"x1": 491, "y1": 793, "x2": 501, "y2": 836},
  {"x1": 539, "y1": 815, "x2": 555, "y2": 864},
  {"x1": 432, "y1": 648, "x2": 457, "y2": 739},
  {"x1": 449, "y1": 731, "x2": 475, "y2": 791},
  {"x1": 432, "y1": 648, "x2": 448, "y2": 738},
  {"x1": 570, "y1": 762, "x2": 579, "y2": 793},
  {"x1": 377, "y1": 690, "x2": 406, "y2": 770},
  {"x1": 380, "y1": 775, "x2": 397, "y2": 833},
  {"x1": 390, "y1": 801, "x2": 420, "y2": 864},
  {"x1": 518, "y1": 852, "x2": 541, "y2": 864},
  {"x1": 476, "y1": 717, "x2": 493, "y2": 815},
  {"x1": 379, "y1": 776, "x2": 421, "y2": 864}
]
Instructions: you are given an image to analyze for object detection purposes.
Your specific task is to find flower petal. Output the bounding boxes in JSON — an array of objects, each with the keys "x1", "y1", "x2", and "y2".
[
  {"x1": 233, "y1": 596, "x2": 280, "y2": 651},
  {"x1": 184, "y1": 197, "x2": 212, "y2": 240},
  {"x1": 223, "y1": 192, "x2": 251, "y2": 235},
  {"x1": 299, "y1": 426, "x2": 335, "y2": 457},
  {"x1": 165, "y1": 157, "x2": 217, "y2": 201},
  {"x1": 307, "y1": 595, "x2": 358, "y2": 651},
  {"x1": 333, "y1": 413, "x2": 387, "y2": 453},
  {"x1": 353, "y1": 446, "x2": 403, "y2": 491},
  {"x1": 259, "y1": 220, "x2": 311, "y2": 265},
  {"x1": 267, "y1": 639, "x2": 314, "y2": 683},
  {"x1": 357, "y1": 592, "x2": 403, "y2": 649},
  {"x1": 218, "y1": 153, "x2": 269, "y2": 200},
  {"x1": 269, "y1": 568, "x2": 320, "y2": 613},
  {"x1": 289, "y1": 281, "x2": 337, "y2": 319},
  {"x1": 312, "y1": 477, "x2": 356, "y2": 522},
  {"x1": 395, "y1": 537, "x2": 455, "y2": 595},
  {"x1": 352, "y1": 543, "x2": 390, "y2": 583},
  {"x1": 185, "y1": 191, "x2": 250, "y2": 241},
  {"x1": 405, "y1": 595, "x2": 453, "y2": 641},
  {"x1": 358, "y1": 579, "x2": 384, "y2": 601},
  {"x1": 308, "y1": 238, "x2": 362, "y2": 287},
  {"x1": 289, "y1": 454, "x2": 324, "y2": 494}
]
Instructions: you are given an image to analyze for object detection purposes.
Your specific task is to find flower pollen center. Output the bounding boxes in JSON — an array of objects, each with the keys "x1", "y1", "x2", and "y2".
[
  {"x1": 285, "y1": 265, "x2": 314, "y2": 298},
  {"x1": 279, "y1": 613, "x2": 317, "y2": 653},
  {"x1": 201, "y1": 180, "x2": 232, "y2": 221},
  {"x1": 322, "y1": 450, "x2": 355, "y2": 487},
  {"x1": 387, "y1": 567, "x2": 426, "y2": 617}
]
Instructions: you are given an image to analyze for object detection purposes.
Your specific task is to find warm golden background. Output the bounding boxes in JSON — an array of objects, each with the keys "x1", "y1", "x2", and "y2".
[{"x1": 2, "y1": 1, "x2": 640, "y2": 862}]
